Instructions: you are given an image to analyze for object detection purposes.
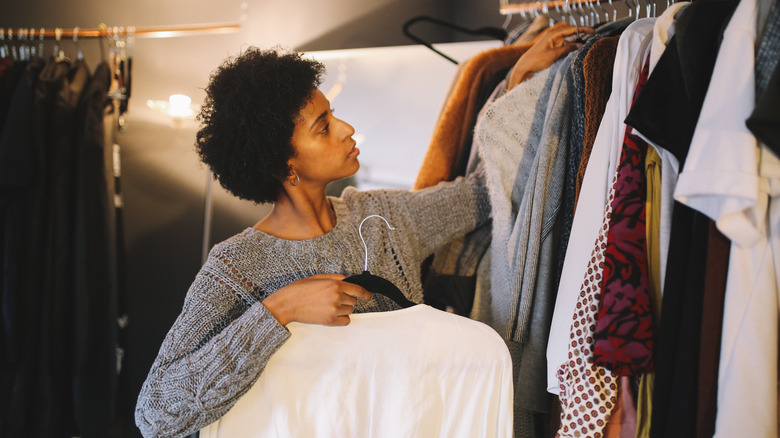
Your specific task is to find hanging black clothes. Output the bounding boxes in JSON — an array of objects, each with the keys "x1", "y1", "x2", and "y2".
[
  {"x1": 31, "y1": 57, "x2": 88, "y2": 436},
  {"x1": 0, "y1": 59, "x2": 23, "y2": 135},
  {"x1": 1, "y1": 57, "x2": 124, "y2": 438},
  {"x1": 71, "y1": 61, "x2": 119, "y2": 437},
  {"x1": 0, "y1": 58, "x2": 46, "y2": 436},
  {"x1": 624, "y1": 0, "x2": 739, "y2": 167},
  {"x1": 746, "y1": 2, "x2": 780, "y2": 156},
  {"x1": 746, "y1": 62, "x2": 780, "y2": 156}
]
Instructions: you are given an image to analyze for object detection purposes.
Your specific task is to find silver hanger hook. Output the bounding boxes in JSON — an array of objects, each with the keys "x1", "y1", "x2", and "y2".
[
  {"x1": 358, "y1": 215, "x2": 398, "y2": 272},
  {"x1": 73, "y1": 26, "x2": 84, "y2": 60},
  {"x1": 565, "y1": 0, "x2": 582, "y2": 38}
]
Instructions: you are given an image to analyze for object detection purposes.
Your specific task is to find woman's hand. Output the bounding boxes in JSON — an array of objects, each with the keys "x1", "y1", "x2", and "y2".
[
  {"x1": 508, "y1": 23, "x2": 594, "y2": 91},
  {"x1": 262, "y1": 274, "x2": 372, "y2": 327}
]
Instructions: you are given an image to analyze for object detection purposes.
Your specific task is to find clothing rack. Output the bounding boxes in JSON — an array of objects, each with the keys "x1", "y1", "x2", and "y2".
[
  {"x1": 0, "y1": 22, "x2": 241, "y2": 41},
  {"x1": 500, "y1": 0, "x2": 619, "y2": 15}
]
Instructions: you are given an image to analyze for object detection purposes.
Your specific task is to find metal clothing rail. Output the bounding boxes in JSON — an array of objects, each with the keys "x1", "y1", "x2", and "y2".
[
  {"x1": 499, "y1": 0, "x2": 611, "y2": 14},
  {"x1": 1, "y1": 22, "x2": 241, "y2": 40}
]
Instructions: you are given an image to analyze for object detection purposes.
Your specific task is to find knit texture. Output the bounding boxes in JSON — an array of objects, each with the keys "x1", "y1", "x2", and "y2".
[
  {"x1": 755, "y1": 0, "x2": 780, "y2": 97},
  {"x1": 557, "y1": 34, "x2": 606, "y2": 304},
  {"x1": 135, "y1": 174, "x2": 489, "y2": 438},
  {"x1": 414, "y1": 44, "x2": 533, "y2": 190},
  {"x1": 576, "y1": 36, "x2": 620, "y2": 208},
  {"x1": 475, "y1": 59, "x2": 560, "y2": 340}
]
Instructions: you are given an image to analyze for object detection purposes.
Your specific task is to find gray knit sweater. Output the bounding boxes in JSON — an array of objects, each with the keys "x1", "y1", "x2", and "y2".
[{"x1": 135, "y1": 173, "x2": 489, "y2": 438}]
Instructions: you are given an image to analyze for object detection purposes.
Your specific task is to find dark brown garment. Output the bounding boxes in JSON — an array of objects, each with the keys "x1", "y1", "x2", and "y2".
[
  {"x1": 575, "y1": 36, "x2": 620, "y2": 208},
  {"x1": 414, "y1": 43, "x2": 533, "y2": 190},
  {"x1": 696, "y1": 221, "x2": 730, "y2": 438}
]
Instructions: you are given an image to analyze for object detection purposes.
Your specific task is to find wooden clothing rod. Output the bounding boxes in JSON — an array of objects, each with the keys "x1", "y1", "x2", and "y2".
[{"x1": 1, "y1": 22, "x2": 241, "y2": 40}]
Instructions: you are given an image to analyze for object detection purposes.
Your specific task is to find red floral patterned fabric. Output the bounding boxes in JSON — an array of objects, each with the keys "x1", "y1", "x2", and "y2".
[{"x1": 593, "y1": 58, "x2": 655, "y2": 376}]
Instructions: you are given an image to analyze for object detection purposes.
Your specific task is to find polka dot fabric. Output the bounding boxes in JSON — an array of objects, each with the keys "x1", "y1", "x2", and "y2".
[{"x1": 556, "y1": 177, "x2": 618, "y2": 438}]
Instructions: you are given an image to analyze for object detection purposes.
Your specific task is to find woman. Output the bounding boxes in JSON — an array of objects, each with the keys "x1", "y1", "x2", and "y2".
[{"x1": 135, "y1": 24, "x2": 586, "y2": 438}]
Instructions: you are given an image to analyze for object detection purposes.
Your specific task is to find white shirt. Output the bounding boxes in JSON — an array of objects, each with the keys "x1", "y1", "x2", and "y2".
[
  {"x1": 546, "y1": 18, "x2": 656, "y2": 394},
  {"x1": 675, "y1": 0, "x2": 779, "y2": 433},
  {"x1": 200, "y1": 305, "x2": 513, "y2": 438}
]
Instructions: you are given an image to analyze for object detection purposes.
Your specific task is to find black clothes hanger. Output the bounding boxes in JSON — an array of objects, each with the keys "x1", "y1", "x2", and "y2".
[
  {"x1": 402, "y1": 15, "x2": 508, "y2": 65},
  {"x1": 342, "y1": 215, "x2": 416, "y2": 309}
]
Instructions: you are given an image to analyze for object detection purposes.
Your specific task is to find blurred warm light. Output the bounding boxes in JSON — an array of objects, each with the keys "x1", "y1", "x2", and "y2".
[{"x1": 147, "y1": 94, "x2": 199, "y2": 120}]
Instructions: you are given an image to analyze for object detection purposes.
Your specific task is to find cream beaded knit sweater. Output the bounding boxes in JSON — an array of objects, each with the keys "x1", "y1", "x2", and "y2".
[{"x1": 135, "y1": 173, "x2": 489, "y2": 438}]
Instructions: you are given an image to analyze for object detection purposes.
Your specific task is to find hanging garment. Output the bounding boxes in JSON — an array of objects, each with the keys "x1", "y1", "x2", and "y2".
[
  {"x1": 673, "y1": 0, "x2": 779, "y2": 433},
  {"x1": 41, "y1": 58, "x2": 91, "y2": 437},
  {"x1": 0, "y1": 58, "x2": 20, "y2": 135},
  {"x1": 648, "y1": 2, "x2": 690, "y2": 72},
  {"x1": 475, "y1": 57, "x2": 560, "y2": 338},
  {"x1": 592, "y1": 59, "x2": 654, "y2": 377},
  {"x1": 423, "y1": 75, "x2": 506, "y2": 316},
  {"x1": 629, "y1": 1, "x2": 690, "y2": 300},
  {"x1": 414, "y1": 43, "x2": 534, "y2": 190},
  {"x1": 555, "y1": 51, "x2": 654, "y2": 438},
  {"x1": 506, "y1": 14, "x2": 550, "y2": 45},
  {"x1": 555, "y1": 170, "x2": 619, "y2": 438},
  {"x1": 557, "y1": 34, "x2": 607, "y2": 293},
  {"x1": 746, "y1": 2, "x2": 780, "y2": 156},
  {"x1": 634, "y1": 146, "x2": 662, "y2": 438},
  {"x1": 71, "y1": 61, "x2": 119, "y2": 437},
  {"x1": 0, "y1": 58, "x2": 46, "y2": 436},
  {"x1": 199, "y1": 305, "x2": 513, "y2": 438},
  {"x1": 619, "y1": 6, "x2": 738, "y2": 435},
  {"x1": 695, "y1": 222, "x2": 729, "y2": 438},
  {"x1": 472, "y1": 57, "x2": 565, "y2": 437},
  {"x1": 603, "y1": 376, "x2": 638, "y2": 438},
  {"x1": 575, "y1": 36, "x2": 620, "y2": 207},
  {"x1": 547, "y1": 18, "x2": 655, "y2": 396}
]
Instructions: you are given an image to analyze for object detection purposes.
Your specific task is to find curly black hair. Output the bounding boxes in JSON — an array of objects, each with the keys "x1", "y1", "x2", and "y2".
[{"x1": 195, "y1": 47, "x2": 325, "y2": 204}]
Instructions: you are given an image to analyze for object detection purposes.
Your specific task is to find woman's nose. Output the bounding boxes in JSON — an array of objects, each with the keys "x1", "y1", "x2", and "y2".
[{"x1": 339, "y1": 118, "x2": 356, "y2": 139}]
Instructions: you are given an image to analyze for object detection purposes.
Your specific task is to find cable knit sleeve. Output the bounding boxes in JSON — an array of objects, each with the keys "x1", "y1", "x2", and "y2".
[
  {"x1": 380, "y1": 166, "x2": 490, "y2": 261},
  {"x1": 134, "y1": 263, "x2": 290, "y2": 438}
]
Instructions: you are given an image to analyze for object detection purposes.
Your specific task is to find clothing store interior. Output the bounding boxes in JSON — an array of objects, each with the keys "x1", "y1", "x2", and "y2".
[{"x1": 2, "y1": 0, "x2": 779, "y2": 436}]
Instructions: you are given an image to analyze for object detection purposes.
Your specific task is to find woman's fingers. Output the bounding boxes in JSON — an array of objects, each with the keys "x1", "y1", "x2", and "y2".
[{"x1": 340, "y1": 281, "x2": 373, "y2": 302}]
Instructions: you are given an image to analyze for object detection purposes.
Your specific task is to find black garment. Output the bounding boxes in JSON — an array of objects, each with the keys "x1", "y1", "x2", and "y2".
[
  {"x1": 592, "y1": 17, "x2": 633, "y2": 38},
  {"x1": 624, "y1": 0, "x2": 739, "y2": 168},
  {"x1": 650, "y1": 205, "x2": 710, "y2": 438},
  {"x1": 747, "y1": 1, "x2": 780, "y2": 156},
  {"x1": 0, "y1": 60, "x2": 24, "y2": 135},
  {"x1": 754, "y1": 0, "x2": 780, "y2": 97},
  {"x1": 72, "y1": 61, "x2": 119, "y2": 438},
  {"x1": 38, "y1": 59, "x2": 91, "y2": 437},
  {"x1": 746, "y1": 62, "x2": 780, "y2": 156},
  {"x1": 0, "y1": 58, "x2": 46, "y2": 437}
]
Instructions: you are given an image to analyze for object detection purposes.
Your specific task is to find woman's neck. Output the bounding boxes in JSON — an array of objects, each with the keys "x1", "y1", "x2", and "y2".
[{"x1": 253, "y1": 186, "x2": 336, "y2": 240}]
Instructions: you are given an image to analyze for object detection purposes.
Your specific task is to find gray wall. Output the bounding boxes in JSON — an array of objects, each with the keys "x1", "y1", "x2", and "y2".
[{"x1": 1, "y1": 0, "x2": 503, "y2": 436}]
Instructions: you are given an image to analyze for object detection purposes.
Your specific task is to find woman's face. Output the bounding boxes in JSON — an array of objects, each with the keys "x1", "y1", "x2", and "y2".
[{"x1": 288, "y1": 89, "x2": 359, "y2": 186}]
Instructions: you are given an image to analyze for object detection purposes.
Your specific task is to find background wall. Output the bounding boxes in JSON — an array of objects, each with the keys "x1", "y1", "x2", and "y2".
[{"x1": 2, "y1": 0, "x2": 505, "y2": 436}]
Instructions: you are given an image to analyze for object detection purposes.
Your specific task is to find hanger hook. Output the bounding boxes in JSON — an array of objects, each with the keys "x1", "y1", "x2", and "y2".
[
  {"x1": 358, "y1": 215, "x2": 398, "y2": 272},
  {"x1": 73, "y1": 26, "x2": 84, "y2": 60},
  {"x1": 565, "y1": 0, "x2": 582, "y2": 37}
]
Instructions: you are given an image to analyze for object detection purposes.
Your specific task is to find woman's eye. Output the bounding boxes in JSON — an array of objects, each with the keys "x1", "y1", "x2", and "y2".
[{"x1": 320, "y1": 123, "x2": 330, "y2": 134}]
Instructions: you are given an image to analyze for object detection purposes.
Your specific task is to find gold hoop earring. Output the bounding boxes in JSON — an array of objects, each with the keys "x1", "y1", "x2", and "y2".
[{"x1": 290, "y1": 173, "x2": 300, "y2": 187}]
